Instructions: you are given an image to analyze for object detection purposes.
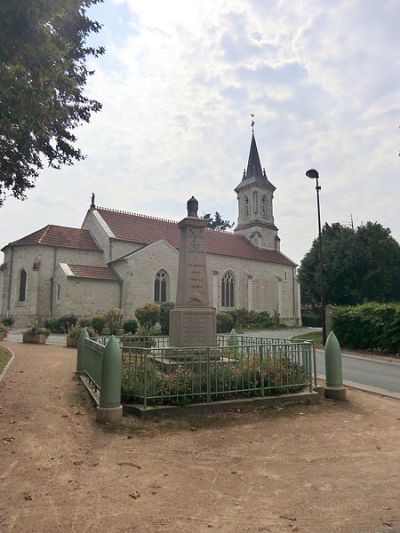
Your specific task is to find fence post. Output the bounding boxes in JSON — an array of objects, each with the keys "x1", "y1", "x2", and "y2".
[
  {"x1": 76, "y1": 329, "x2": 89, "y2": 374},
  {"x1": 96, "y1": 335, "x2": 123, "y2": 424},
  {"x1": 324, "y1": 331, "x2": 346, "y2": 401}
]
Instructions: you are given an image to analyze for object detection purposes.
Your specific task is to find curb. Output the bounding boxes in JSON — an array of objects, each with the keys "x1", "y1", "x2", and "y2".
[
  {"x1": 316, "y1": 373, "x2": 400, "y2": 400},
  {"x1": 0, "y1": 345, "x2": 15, "y2": 383}
]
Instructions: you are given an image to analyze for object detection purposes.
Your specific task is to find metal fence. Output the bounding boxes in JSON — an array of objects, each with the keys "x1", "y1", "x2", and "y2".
[{"x1": 121, "y1": 337, "x2": 313, "y2": 407}]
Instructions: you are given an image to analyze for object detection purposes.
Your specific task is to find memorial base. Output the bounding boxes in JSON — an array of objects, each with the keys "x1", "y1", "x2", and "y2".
[{"x1": 169, "y1": 306, "x2": 216, "y2": 347}]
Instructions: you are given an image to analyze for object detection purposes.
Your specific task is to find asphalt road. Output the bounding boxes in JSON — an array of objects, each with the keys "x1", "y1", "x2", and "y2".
[{"x1": 315, "y1": 349, "x2": 400, "y2": 397}]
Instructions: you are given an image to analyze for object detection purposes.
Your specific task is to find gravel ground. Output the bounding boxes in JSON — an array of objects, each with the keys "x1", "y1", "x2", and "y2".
[{"x1": 0, "y1": 341, "x2": 399, "y2": 533}]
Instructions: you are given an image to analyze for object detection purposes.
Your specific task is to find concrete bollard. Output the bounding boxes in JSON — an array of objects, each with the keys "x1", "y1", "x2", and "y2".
[
  {"x1": 324, "y1": 331, "x2": 346, "y2": 401},
  {"x1": 96, "y1": 335, "x2": 123, "y2": 424},
  {"x1": 227, "y1": 328, "x2": 239, "y2": 347},
  {"x1": 76, "y1": 328, "x2": 89, "y2": 374}
]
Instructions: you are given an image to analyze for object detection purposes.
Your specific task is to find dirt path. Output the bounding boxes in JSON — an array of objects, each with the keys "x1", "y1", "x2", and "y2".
[{"x1": 0, "y1": 341, "x2": 399, "y2": 533}]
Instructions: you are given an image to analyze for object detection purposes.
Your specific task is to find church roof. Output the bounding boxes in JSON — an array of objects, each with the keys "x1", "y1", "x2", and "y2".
[
  {"x1": 7, "y1": 225, "x2": 100, "y2": 251},
  {"x1": 67, "y1": 264, "x2": 119, "y2": 281},
  {"x1": 96, "y1": 207, "x2": 295, "y2": 266},
  {"x1": 236, "y1": 133, "x2": 275, "y2": 191}
]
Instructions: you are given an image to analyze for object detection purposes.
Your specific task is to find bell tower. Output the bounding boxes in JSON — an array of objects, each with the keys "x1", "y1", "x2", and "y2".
[{"x1": 234, "y1": 129, "x2": 280, "y2": 250}]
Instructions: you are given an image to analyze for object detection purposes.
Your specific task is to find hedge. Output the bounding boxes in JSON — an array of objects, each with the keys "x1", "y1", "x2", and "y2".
[{"x1": 331, "y1": 303, "x2": 400, "y2": 353}]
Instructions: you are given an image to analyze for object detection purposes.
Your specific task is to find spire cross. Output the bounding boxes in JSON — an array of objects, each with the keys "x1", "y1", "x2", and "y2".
[{"x1": 250, "y1": 113, "x2": 255, "y2": 134}]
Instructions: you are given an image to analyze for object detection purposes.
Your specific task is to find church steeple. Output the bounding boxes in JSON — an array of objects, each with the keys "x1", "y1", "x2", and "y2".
[
  {"x1": 234, "y1": 130, "x2": 279, "y2": 250},
  {"x1": 237, "y1": 133, "x2": 275, "y2": 191}
]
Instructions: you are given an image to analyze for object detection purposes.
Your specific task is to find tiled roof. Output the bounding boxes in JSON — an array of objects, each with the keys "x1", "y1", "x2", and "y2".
[
  {"x1": 68, "y1": 264, "x2": 119, "y2": 281},
  {"x1": 97, "y1": 207, "x2": 295, "y2": 266},
  {"x1": 9, "y1": 225, "x2": 100, "y2": 251}
]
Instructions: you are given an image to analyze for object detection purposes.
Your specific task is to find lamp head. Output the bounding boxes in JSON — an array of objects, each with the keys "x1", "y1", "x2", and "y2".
[{"x1": 306, "y1": 168, "x2": 319, "y2": 180}]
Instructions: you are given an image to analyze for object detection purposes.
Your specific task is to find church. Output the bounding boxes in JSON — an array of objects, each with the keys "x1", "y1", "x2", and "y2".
[{"x1": 0, "y1": 132, "x2": 301, "y2": 327}]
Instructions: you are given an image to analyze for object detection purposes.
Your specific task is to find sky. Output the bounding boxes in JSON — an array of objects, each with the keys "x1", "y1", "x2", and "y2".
[{"x1": 1, "y1": 0, "x2": 399, "y2": 265}]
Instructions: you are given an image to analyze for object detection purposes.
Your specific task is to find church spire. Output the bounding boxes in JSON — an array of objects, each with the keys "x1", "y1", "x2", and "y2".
[{"x1": 246, "y1": 133, "x2": 263, "y2": 181}]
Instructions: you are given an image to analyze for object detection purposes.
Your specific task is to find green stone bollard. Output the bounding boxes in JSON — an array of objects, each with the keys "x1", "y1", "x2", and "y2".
[
  {"x1": 324, "y1": 331, "x2": 346, "y2": 401},
  {"x1": 96, "y1": 335, "x2": 123, "y2": 424},
  {"x1": 227, "y1": 328, "x2": 239, "y2": 347},
  {"x1": 76, "y1": 328, "x2": 89, "y2": 374}
]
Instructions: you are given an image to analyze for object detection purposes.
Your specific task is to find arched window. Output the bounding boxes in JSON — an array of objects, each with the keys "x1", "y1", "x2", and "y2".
[
  {"x1": 154, "y1": 270, "x2": 168, "y2": 303},
  {"x1": 221, "y1": 271, "x2": 235, "y2": 308},
  {"x1": 19, "y1": 269, "x2": 27, "y2": 302}
]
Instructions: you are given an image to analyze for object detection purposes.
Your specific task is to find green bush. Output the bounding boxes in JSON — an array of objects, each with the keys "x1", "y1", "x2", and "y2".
[
  {"x1": 0, "y1": 323, "x2": 6, "y2": 333},
  {"x1": 160, "y1": 302, "x2": 175, "y2": 335},
  {"x1": 104, "y1": 308, "x2": 124, "y2": 335},
  {"x1": 24, "y1": 322, "x2": 50, "y2": 337},
  {"x1": 57, "y1": 314, "x2": 78, "y2": 333},
  {"x1": 301, "y1": 311, "x2": 322, "y2": 327},
  {"x1": 331, "y1": 303, "x2": 400, "y2": 353},
  {"x1": 91, "y1": 315, "x2": 106, "y2": 334},
  {"x1": 135, "y1": 303, "x2": 160, "y2": 333},
  {"x1": 44, "y1": 318, "x2": 62, "y2": 333},
  {"x1": 2, "y1": 316, "x2": 14, "y2": 327},
  {"x1": 78, "y1": 318, "x2": 91, "y2": 328},
  {"x1": 216, "y1": 312, "x2": 234, "y2": 333},
  {"x1": 67, "y1": 325, "x2": 95, "y2": 340},
  {"x1": 123, "y1": 319, "x2": 138, "y2": 335}
]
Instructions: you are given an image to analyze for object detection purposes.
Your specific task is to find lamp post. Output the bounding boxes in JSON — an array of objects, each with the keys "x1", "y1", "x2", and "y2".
[{"x1": 306, "y1": 168, "x2": 327, "y2": 345}]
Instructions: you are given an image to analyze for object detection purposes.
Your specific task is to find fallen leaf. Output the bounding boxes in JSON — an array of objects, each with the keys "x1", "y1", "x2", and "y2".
[
  {"x1": 382, "y1": 521, "x2": 392, "y2": 527},
  {"x1": 190, "y1": 427, "x2": 197, "y2": 431},
  {"x1": 279, "y1": 514, "x2": 297, "y2": 522},
  {"x1": 118, "y1": 462, "x2": 141, "y2": 469},
  {"x1": 382, "y1": 506, "x2": 391, "y2": 511},
  {"x1": 73, "y1": 460, "x2": 83, "y2": 466},
  {"x1": 23, "y1": 492, "x2": 32, "y2": 501},
  {"x1": 298, "y1": 412, "x2": 304, "y2": 416},
  {"x1": 291, "y1": 526, "x2": 299, "y2": 532},
  {"x1": 129, "y1": 491, "x2": 141, "y2": 499}
]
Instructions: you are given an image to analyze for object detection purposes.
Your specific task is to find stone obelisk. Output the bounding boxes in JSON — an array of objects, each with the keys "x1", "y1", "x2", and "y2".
[{"x1": 169, "y1": 197, "x2": 217, "y2": 347}]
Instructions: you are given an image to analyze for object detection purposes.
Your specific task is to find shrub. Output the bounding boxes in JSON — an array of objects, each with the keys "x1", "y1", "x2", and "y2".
[
  {"x1": 159, "y1": 302, "x2": 175, "y2": 335},
  {"x1": 44, "y1": 318, "x2": 62, "y2": 333},
  {"x1": 331, "y1": 303, "x2": 400, "y2": 353},
  {"x1": 57, "y1": 314, "x2": 78, "y2": 333},
  {"x1": 0, "y1": 323, "x2": 6, "y2": 334},
  {"x1": 67, "y1": 325, "x2": 95, "y2": 340},
  {"x1": 24, "y1": 322, "x2": 50, "y2": 337},
  {"x1": 91, "y1": 315, "x2": 106, "y2": 334},
  {"x1": 104, "y1": 308, "x2": 124, "y2": 335},
  {"x1": 216, "y1": 312, "x2": 234, "y2": 333},
  {"x1": 301, "y1": 311, "x2": 322, "y2": 327},
  {"x1": 78, "y1": 318, "x2": 91, "y2": 328},
  {"x1": 2, "y1": 316, "x2": 14, "y2": 327},
  {"x1": 135, "y1": 303, "x2": 160, "y2": 333},
  {"x1": 123, "y1": 319, "x2": 138, "y2": 335}
]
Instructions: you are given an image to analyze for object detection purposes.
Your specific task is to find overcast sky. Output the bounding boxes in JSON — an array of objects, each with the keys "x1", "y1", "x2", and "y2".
[{"x1": 1, "y1": 0, "x2": 399, "y2": 265}]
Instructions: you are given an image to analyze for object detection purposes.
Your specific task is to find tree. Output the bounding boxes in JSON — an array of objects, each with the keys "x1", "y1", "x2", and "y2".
[
  {"x1": 0, "y1": 0, "x2": 104, "y2": 206},
  {"x1": 298, "y1": 222, "x2": 400, "y2": 306},
  {"x1": 203, "y1": 211, "x2": 234, "y2": 230}
]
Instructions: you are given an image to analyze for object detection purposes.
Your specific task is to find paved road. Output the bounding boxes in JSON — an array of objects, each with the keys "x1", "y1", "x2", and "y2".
[{"x1": 315, "y1": 349, "x2": 400, "y2": 397}]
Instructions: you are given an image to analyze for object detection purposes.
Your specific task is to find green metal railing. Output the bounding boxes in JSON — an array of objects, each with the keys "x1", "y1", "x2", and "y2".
[
  {"x1": 76, "y1": 332, "x2": 122, "y2": 409},
  {"x1": 121, "y1": 338, "x2": 313, "y2": 407}
]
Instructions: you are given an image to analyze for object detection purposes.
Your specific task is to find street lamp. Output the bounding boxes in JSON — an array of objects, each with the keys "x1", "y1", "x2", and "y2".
[{"x1": 306, "y1": 168, "x2": 327, "y2": 345}]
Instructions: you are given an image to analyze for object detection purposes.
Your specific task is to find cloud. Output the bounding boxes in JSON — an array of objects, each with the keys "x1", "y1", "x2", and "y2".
[{"x1": 1, "y1": 0, "x2": 399, "y2": 267}]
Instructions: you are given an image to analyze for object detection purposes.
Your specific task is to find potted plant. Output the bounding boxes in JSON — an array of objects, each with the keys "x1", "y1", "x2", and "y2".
[
  {"x1": 66, "y1": 325, "x2": 96, "y2": 348},
  {"x1": 0, "y1": 323, "x2": 7, "y2": 341},
  {"x1": 22, "y1": 322, "x2": 50, "y2": 344}
]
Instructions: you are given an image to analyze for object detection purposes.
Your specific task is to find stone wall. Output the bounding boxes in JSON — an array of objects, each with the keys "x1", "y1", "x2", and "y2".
[
  {"x1": 60, "y1": 277, "x2": 120, "y2": 318},
  {"x1": 0, "y1": 244, "x2": 104, "y2": 327}
]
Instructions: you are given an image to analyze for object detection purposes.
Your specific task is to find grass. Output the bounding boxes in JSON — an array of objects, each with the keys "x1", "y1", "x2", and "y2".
[
  {"x1": 291, "y1": 331, "x2": 323, "y2": 345},
  {"x1": 0, "y1": 346, "x2": 12, "y2": 375}
]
